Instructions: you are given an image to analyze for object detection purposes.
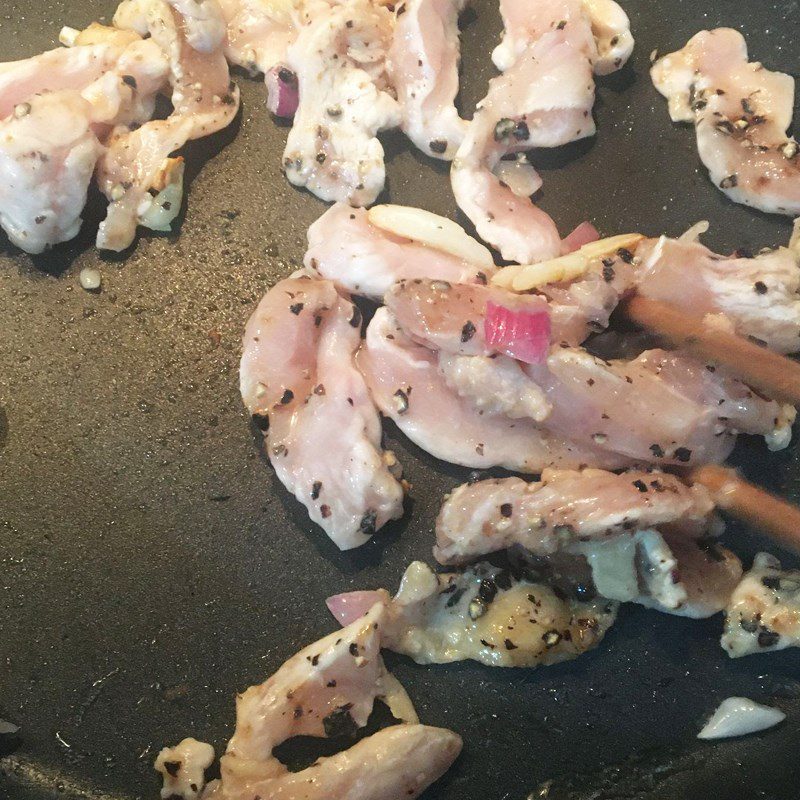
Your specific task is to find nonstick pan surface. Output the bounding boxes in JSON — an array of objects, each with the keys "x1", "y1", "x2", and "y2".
[{"x1": 1, "y1": 1, "x2": 799, "y2": 798}]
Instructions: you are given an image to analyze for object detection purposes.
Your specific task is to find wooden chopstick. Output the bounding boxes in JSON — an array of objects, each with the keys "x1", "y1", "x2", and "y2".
[
  {"x1": 621, "y1": 294, "x2": 800, "y2": 407},
  {"x1": 689, "y1": 465, "x2": 800, "y2": 554}
]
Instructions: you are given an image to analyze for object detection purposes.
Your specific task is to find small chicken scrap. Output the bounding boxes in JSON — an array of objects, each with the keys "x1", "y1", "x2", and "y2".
[
  {"x1": 240, "y1": 270, "x2": 405, "y2": 550},
  {"x1": 721, "y1": 552, "x2": 800, "y2": 657},
  {"x1": 156, "y1": 605, "x2": 462, "y2": 800},
  {"x1": 652, "y1": 28, "x2": 800, "y2": 215}
]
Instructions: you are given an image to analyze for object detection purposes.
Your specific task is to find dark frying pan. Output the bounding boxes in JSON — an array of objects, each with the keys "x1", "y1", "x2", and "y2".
[{"x1": 1, "y1": 1, "x2": 799, "y2": 798}]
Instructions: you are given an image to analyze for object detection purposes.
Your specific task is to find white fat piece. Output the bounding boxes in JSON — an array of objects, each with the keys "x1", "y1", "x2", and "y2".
[{"x1": 155, "y1": 738, "x2": 215, "y2": 800}]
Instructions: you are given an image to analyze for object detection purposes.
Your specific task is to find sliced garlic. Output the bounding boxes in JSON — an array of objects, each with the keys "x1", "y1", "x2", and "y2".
[
  {"x1": 492, "y1": 233, "x2": 644, "y2": 292},
  {"x1": 368, "y1": 204, "x2": 494, "y2": 269},
  {"x1": 698, "y1": 697, "x2": 785, "y2": 740}
]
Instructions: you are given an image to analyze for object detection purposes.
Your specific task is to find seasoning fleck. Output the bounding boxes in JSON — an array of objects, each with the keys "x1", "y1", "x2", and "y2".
[{"x1": 393, "y1": 389, "x2": 409, "y2": 415}]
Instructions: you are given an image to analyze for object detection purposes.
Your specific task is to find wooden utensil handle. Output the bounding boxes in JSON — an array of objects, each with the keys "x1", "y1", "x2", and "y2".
[
  {"x1": 690, "y1": 465, "x2": 800, "y2": 554},
  {"x1": 622, "y1": 294, "x2": 800, "y2": 406}
]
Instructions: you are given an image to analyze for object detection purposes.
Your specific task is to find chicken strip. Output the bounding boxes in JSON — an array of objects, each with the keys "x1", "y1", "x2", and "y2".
[
  {"x1": 652, "y1": 28, "x2": 800, "y2": 216},
  {"x1": 305, "y1": 204, "x2": 492, "y2": 300},
  {"x1": 637, "y1": 228, "x2": 800, "y2": 354},
  {"x1": 282, "y1": 0, "x2": 401, "y2": 205},
  {"x1": 721, "y1": 552, "x2": 800, "y2": 658},
  {"x1": 452, "y1": 29, "x2": 593, "y2": 263},
  {"x1": 165, "y1": 605, "x2": 462, "y2": 800},
  {"x1": 327, "y1": 561, "x2": 617, "y2": 668},
  {"x1": 434, "y1": 468, "x2": 717, "y2": 565},
  {"x1": 241, "y1": 272, "x2": 405, "y2": 550},
  {"x1": 387, "y1": 0, "x2": 468, "y2": 160},
  {"x1": 357, "y1": 307, "x2": 628, "y2": 472},
  {"x1": 525, "y1": 347, "x2": 792, "y2": 464},
  {"x1": 97, "y1": 0, "x2": 240, "y2": 251}
]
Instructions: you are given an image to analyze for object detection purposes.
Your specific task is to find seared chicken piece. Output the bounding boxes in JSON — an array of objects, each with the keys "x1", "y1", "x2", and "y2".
[
  {"x1": 327, "y1": 561, "x2": 618, "y2": 668},
  {"x1": 387, "y1": 0, "x2": 468, "y2": 160},
  {"x1": 282, "y1": 0, "x2": 400, "y2": 205},
  {"x1": 305, "y1": 204, "x2": 493, "y2": 300},
  {"x1": 652, "y1": 28, "x2": 800, "y2": 215},
  {"x1": 721, "y1": 552, "x2": 800, "y2": 657},
  {"x1": 240, "y1": 272, "x2": 405, "y2": 550},
  {"x1": 155, "y1": 739, "x2": 215, "y2": 800}
]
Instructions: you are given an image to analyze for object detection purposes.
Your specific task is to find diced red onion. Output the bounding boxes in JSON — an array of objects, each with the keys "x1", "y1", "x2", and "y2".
[
  {"x1": 484, "y1": 301, "x2": 551, "y2": 364},
  {"x1": 326, "y1": 590, "x2": 385, "y2": 626},
  {"x1": 562, "y1": 221, "x2": 600, "y2": 254},
  {"x1": 265, "y1": 65, "x2": 299, "y2": 118}
]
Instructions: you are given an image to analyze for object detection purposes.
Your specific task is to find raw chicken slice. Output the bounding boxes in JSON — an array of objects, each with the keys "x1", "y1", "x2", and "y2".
[
  {"x1": 240, "y1": 272, "x2": 405, "y2": 550},
  {"x1": 721, "y1": 552, "x2": 800, "y2": 658},
  {"x1": 492, "y1": 0, "x2": 594, "y2": 72},
  {"x1": 385, "y1": 279, "x2": 554, "y2": 355},
  {"x1": 283, "y1": 0, "x2": 401, "y2": 205},
  {"x1": 492, "y1": 0, "x2": 632, "y2": 74},
  {"x1": 0, "y1": 93, "x2": 105, "y2": 254},
  {"x1": 97, "y1": 0, "x2": 240, "y2": 251},
  {"x1": 434, "y1": 468, "x2": 717, "y2": 565},
  {"x1": 0, "y1": 27, "x2": 169, "y2": 253},
  {"x1": 0, "y1": 36, "x2": 170, "y2": 253},
  {"x1": 327, "y1": 561, "x2": 618, "y2": 668},
  {"x1": 451, "y1": 30, "x2": 595, "y2": 263},
  {"x1": 0, "y1": 32, "x2": 138, "y2": 120},
  {"x1": 456, "y1": 0, "x2": 632, "y2": 261},
  {"x1": 218, "y1": 0, "x2": 299, "y2": 76},
  {"x1": 387, "y1": 0, "x2": 468, "y2": 160},
  {"x1": 525, "y1": 347, "x2": 792, "y2": 465},
  {"x1": 357, "y1": 307, "x2": 628, "y2": 472},
  {"x1": 637, "y1": 230, "x2": 800, "y2": 354},
  {"x1": 651, "y1": 29, "x2": 800, "y2": 216},
  {"x1": 181, "y1": 605, "x2": 463, "y2": 800},
  {"x1": 305, "y1": 204, "x2": 492, "y2": 300},
  {"x1": 385, "y1": 256, "x2": 636, "y2": 354}
]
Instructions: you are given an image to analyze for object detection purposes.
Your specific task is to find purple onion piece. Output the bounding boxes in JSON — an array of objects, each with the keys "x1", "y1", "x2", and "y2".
[{"x1": 266, "y1": 65, "x2": 299, "y2": 118}]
